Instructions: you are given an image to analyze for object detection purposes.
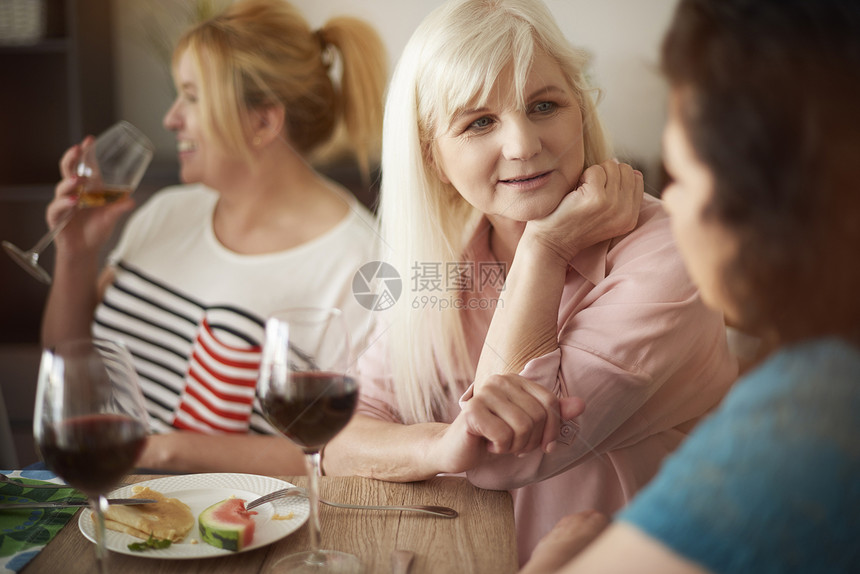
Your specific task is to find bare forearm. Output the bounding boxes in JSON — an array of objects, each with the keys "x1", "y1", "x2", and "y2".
[
  {"x1": 324, "y1": 415, "x2": 452, "y2": 482},
  {"x1": 41, "y1": 252, "x2": 102, "y2": 346},
  {"x1": 475, "y1": 238, "x2": 569, "y2": 381},
  {"x1": 519, "y1": 511, "x2": 610, "y2": 574},
  {"x1": 550, "y1": 523, "x2": 708, "y2": 574},
  {"x1": 478, "y1": 161, "x2": 643, "y2": 382},
  {"x1": 138, "y1": 432, "x2": 306, "y2": 475}
]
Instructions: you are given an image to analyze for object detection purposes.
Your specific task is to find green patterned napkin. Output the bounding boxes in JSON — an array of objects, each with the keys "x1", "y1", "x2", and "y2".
[{"x1": 0, "y1": 472, "x2": 85, "y2": 573}]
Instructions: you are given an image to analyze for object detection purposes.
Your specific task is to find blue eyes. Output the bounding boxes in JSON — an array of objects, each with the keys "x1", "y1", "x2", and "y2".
[
  {"x1": 469, "y1": 117, "x2": 493, "y2": 130},
  {"x1": 464, "y1": 101, "x2": 558, "y2": 133}
]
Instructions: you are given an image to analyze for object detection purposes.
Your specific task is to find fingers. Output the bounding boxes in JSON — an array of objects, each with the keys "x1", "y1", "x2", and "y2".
[
  {"x1": 466, "y1": 375, "x2": 578, "y2": 456},
  {"x1": 598, "y1": 159, "x2": 643, "y2": 234},
  {"x1": 55, "y1": 175, "x2": 80, "y2": 200},
  {"x1": 617, "y1": 161, "x2": 645, "y2": 216},
  {"x1": 47, "y1": 177, "x2": 80, "y2": 228},
  {"x1": 632, "y1": 166, "x2": 645, "y2": 212},
  {"x1": 602, "y1": 160, "x2": 634, "y2": 198},
  {"x1": 59, "y1": 136, "x2": 93, "y2": 179},
  {"x1": 560, "y1": 396, "x2": 586, "y2": 420},
  {"x1": 580, "y1": 159, "x2": 636, "y2": 211},
  {"x1": 602, "y1": 160, "x2": 621, "y2": 198},
  {"x1": 59, "y1": 144, "x2": 80, "y2": 180},
  {"x1": 462, "y1": 383, "x2": 544, "y2": 454},
  {"x1": 56, "y1": 137, "x2": 93, "y2": 205},
  {"x1": 578, "y1": 162, "x2": 607, "y2": 189},
  {"x1": 614, "y1": 159, "x2": 644, "y2": 195}
]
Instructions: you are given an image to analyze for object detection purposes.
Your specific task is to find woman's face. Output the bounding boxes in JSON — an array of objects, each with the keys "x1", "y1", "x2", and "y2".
[
  {"x1": 432, "y1": 50, "x2": 585, "y2": 223},
  {"x1": 661, "y1": 95, "x2": 739, "y2": 321},
  {"x1": 163, "y1": 50, "x2": 246, "y2": 188}
]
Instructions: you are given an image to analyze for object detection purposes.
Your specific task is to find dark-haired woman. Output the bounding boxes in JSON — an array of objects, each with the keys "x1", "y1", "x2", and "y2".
[{"x1": 520, "y1": 1, "x2": 860, "y2": 573}]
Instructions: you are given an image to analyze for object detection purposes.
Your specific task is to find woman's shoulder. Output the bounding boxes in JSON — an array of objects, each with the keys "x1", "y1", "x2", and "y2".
[
  {"x1": 628, "y1": 193, "x2": 671, "y2": 239},
  {"x1": 618, "y1": 337, "x2": 860, "y2": 574},
  {"x1": 595, "y1": 193, "x2": 691, "y2": 297},
  {"x1": 717, "y1": 337, "x2": 860, "y2": 436},
  {"x1": 605, "y1": 194, "x2": 672, "y2": 255},
  {"x1": 266, "y1": 188, "x2": 380, "y2": 265},
  {"x1": 744, "y1": 337, "x2": 860, "y2": 396},
  {"x1": 329, "y1": 191, "x2": 380, "y2": 245},
  {"x1": 121, "y1": 184, "x2": 216, "y2": 240},
  {"x1": 140, "y1": 183, "x2": 217, "y2": 211}
]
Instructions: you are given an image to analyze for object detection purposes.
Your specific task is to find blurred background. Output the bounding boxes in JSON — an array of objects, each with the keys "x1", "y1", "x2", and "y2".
[{"x1": 0, "y1": 0, "x2": 676, "y2": 467}]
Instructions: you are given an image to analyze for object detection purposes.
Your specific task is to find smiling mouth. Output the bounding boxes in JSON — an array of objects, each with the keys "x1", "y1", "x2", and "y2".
[{"x1": 500, "y1": 172, "x2": 550, "y2": 184}]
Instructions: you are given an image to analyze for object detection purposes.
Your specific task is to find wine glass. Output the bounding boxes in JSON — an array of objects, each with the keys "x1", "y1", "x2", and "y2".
[
  {"x1": 33, "y1": 338, "x2": 149, "y2": 574},
  {"x1": 2, "y1": 120, "x2": 154, "y2": 285},
  {"x1": 258, "y1": 308, "x2": 361, "y2": 573}
]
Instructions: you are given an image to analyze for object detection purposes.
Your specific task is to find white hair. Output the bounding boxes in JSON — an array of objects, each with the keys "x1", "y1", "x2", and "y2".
[{"x1": 376, "y1": 0, "x2": 612, "y2": 424}]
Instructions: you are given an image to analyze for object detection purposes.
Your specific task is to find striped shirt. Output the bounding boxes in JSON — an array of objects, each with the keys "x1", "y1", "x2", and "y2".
[
  {"x1": 94, "y1": 262, "x2": 272, "y2": 434},
  {"x1": 92, "y1": 184, "x2": 379, "y2": 436}
]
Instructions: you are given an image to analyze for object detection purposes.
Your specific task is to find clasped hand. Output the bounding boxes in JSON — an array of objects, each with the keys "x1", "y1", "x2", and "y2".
[{"x1": 434, "y1": 374, "x2": 585, "y2": 474}]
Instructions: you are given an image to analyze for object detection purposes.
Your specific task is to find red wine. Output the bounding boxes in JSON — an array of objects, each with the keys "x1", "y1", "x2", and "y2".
[
  {"x1": 261, "y1": 372, "x2": 358, "y2": 452},
  {"x1": 39, "y1": 414, "x2": 147, "y2": 496}
]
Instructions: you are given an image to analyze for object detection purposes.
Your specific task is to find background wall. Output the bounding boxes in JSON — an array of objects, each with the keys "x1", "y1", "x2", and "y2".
[{"x1": 114, "y1": 0, "x2": 678, "y2": 195}]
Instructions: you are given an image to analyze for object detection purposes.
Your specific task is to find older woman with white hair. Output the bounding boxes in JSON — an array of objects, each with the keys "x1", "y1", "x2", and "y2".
[{"x1": 325, "y1": 0, "x2": 737, "y2": 562}]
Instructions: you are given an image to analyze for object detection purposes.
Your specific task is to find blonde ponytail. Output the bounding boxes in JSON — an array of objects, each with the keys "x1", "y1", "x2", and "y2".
[
  {"x1": 318, "y1": 18, "x2": 387, "y2": 182},
  {"x1": 174, "y1": 0, "x2": 386, "y2": 177}
]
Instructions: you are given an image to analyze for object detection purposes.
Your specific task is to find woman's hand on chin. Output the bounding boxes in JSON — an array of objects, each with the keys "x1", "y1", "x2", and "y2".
[{"x1": 524, "y1": 160, "x2": 644, "y2": 264}]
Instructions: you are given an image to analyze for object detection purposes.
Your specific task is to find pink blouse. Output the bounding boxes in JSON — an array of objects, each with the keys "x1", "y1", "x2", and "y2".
[{"x1": 356, "y1": 194, "x2": 738, "y2": 564}]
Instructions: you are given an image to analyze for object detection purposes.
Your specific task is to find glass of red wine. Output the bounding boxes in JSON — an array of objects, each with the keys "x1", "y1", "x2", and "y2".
[
  {"x1": 33, "y1": 338, "x2": 149, "y2": 573},
  {"x1": 258, "y1": 307, "x2": 360, "y2": 573}
]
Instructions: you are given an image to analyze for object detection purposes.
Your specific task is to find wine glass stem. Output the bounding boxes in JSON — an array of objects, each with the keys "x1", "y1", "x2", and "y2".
[
  {"x1": 304, "y1": 450, "x2": 323, "y2": 557},
  {"x1": 30, "y1": 208, "x2": 77, "y2": 255},
  {"x1": 91, "y1": 494, "x2": 110, "y2": 574}
]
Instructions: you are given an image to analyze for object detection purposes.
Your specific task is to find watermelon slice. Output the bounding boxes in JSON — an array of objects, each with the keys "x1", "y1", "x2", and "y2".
[{"x1": 198, "y1": 498, "x2": 257, "y2": 551}]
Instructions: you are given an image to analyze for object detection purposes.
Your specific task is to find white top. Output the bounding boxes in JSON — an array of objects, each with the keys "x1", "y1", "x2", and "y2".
[{"x1": 93, "y1": 184, "x2": 380, "y2": 434}]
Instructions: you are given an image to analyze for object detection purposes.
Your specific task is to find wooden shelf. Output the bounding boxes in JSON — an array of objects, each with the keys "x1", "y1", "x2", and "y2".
[
  {"x1": 0, "y1": 0, "x2": 114, "y2": 187},
  {"x1": 0, "y1": 37, "x2": 69, "y2": 54},
  {"x1": 0, "y1": 0, "x2": 114, "y2": 345},
  {"x1": 0, "y1": 184, "x2": 55, "y2": 202}
]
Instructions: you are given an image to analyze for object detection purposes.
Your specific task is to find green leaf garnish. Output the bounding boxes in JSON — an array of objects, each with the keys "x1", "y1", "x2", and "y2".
[{"x1": 128, "y1": 533, "x2": 173, "y2": 551}]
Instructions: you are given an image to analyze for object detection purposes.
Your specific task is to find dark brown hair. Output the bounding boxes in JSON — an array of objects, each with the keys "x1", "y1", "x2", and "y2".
[{"x1": 662, "y1": 0, "x2": 860, "y2": 344}]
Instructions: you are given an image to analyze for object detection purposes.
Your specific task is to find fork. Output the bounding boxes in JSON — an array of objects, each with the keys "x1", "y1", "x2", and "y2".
[
  {"x1": 246, "y1": 486, "x2": 458, "y2": 518},
  {"x1": 0, "y1": 473, "x2": 75, "y2": 490}
]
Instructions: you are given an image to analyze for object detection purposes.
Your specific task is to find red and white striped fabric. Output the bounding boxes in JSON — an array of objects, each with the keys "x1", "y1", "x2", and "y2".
[{"x1": 172, "y1": 318, "x2": 262, "y2": 434}]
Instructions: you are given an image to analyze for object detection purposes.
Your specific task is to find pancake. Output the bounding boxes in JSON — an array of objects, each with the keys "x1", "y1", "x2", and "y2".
[{"x1": 99, "y1": 486, "x2": 194, "y2": 542}]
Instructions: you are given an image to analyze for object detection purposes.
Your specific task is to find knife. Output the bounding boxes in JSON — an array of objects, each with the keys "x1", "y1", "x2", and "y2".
[{"x1": 0, "y1": 499, "x2": 157, "y2": 510}]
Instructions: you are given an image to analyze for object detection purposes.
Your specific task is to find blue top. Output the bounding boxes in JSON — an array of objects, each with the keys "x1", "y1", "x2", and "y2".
[{"x1": 618, "y1": 337, "x2": 860, "y2": 574}]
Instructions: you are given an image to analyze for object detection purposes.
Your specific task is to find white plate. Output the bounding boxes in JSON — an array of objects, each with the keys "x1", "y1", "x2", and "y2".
[{"x1": 78, "y1": 473, "x2": 309, "y2": 559}]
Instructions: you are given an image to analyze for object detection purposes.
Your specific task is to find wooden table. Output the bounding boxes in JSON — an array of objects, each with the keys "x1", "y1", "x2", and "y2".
[{"x1": 23, "y1": 474, "x2": 517, "y2": 573}]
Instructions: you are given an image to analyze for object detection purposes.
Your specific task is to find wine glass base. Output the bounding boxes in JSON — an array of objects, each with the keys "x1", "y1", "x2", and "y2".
[
  {"x1": 2, "y1": 240, "x2": 52, "y2": 284},
  {"x1": 273, "y1": 550, "x2": 363, "y2": 573}
]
